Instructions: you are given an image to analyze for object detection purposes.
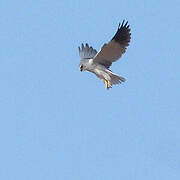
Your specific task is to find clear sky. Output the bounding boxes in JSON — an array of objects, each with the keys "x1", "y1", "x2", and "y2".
[{"x1": 0, "y1": 0, "x2": 180, "y2": 179}]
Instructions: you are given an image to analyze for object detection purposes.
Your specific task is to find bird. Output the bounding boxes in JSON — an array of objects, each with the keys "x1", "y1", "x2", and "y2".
[{"x1": 78, "y1": 20, "x2": 131, "y2": 90}]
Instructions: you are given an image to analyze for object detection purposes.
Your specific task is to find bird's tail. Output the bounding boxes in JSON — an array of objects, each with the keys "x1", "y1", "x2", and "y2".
[{"x1": 107, "y1": 70, "x2": 126, "y2": 85}]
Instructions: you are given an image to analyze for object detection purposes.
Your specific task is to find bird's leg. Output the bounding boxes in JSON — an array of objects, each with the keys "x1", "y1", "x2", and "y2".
[{"x1": 105, "y1": 80, "x2": 109, "y2": 90}]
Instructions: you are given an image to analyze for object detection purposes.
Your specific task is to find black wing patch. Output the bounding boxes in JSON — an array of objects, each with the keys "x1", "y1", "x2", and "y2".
[{"x1": 112, "y1": 20, "x2": 131, "y2": 49}]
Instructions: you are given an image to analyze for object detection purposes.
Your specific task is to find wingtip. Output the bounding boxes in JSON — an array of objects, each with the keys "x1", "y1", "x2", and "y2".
[
  {"x1": 118, "y1": 22, "x2": 121, "y2": 28},
  {"x1": 121, "y1": 20, "x2": 125, "y2": 27},
  {"x1": 119, "y1": 20, "x2": 129, "y2": 28},
  {"x1": 124, "y1": 21, "x2": 128, "y2": 27},
  {"x1": 85, "y1": 43, "x2": 89, "y2": 48},
  {"x1": 81, "y1": 43, "x2": 84, "y2": 49}
]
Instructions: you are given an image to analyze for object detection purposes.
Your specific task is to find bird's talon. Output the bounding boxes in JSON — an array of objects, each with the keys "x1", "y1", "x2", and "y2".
[{"x1": 108, "y1": 81, "x2": 112, "y2": 88}]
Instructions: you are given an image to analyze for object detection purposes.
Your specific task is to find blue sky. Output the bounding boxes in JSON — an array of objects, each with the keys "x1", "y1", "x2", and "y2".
[{"x1": 0, "y1": 0, "x2": 180, "y2": 179}]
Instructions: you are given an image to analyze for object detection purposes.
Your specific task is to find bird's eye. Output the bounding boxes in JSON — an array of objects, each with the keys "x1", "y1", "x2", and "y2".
[{"x1": 80, "y1": 65, "x2": 83, "y2": 71}]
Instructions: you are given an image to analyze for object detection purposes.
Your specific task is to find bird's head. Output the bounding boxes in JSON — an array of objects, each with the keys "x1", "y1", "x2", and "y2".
[
  {"x1": 79, "y1": 62, "x2": 86, "y2": 72},
  {"x1": 79, "y1": 64, "x2": 84, "y2": 72}
]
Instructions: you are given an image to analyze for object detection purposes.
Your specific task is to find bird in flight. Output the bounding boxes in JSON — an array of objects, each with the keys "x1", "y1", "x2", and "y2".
[{"x1": 78, "y1": 20, "x2": 131, "y2": 90}]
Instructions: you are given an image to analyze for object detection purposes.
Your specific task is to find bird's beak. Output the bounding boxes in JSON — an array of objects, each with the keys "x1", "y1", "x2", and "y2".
[{"x1": 80, "y1": 66, "x2": 83, "y2": 72}]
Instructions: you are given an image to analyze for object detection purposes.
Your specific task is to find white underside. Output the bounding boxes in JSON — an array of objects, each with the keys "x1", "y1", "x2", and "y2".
[{"x1": 93, "y1": 68, "x2": 125, "y2": 85}]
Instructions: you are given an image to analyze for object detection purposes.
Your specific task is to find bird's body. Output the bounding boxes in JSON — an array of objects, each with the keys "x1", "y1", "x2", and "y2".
[{"x1": 78, "y1": 20, "x2": 131, "y2": 90}]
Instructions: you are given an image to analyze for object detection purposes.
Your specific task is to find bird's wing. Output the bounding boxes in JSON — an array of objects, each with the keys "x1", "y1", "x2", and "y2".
[
  {"x1": 93, "y1": 20, "x2": 131, "y2": 68},
  {"x1": 78, "y1": 43, "x2": 97, "y2": 60}
]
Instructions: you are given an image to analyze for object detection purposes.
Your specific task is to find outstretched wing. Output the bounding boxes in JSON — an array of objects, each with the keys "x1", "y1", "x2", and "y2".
[
  {"x1": 78, "y1": 43, "x2": 97, "y2": 60},
  {"x1": 93, "y1": 20, "x2": 131, "y2": 68}
]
